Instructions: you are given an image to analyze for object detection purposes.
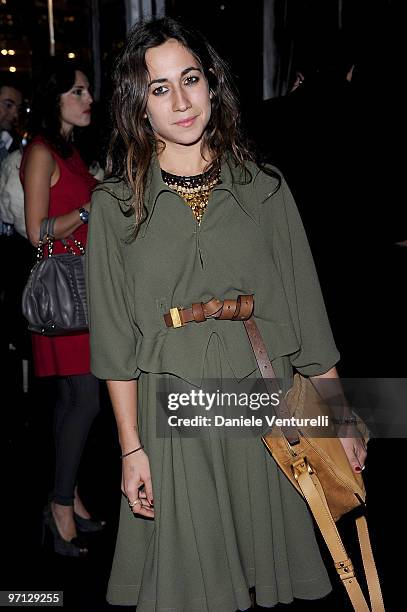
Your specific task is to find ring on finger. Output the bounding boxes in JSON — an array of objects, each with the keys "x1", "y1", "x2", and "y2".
[{"x1": 129, "y1": 498, "x2": 142, "y2": 508}]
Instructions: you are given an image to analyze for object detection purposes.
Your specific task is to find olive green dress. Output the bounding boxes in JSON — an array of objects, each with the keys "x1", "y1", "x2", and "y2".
[{"x1": 86, "y1": 155, "x2": 340, "y2": 611}]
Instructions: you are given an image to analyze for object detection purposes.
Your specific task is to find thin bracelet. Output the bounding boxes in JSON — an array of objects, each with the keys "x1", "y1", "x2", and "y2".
[{"x1": 120, "y1": 444, "x2": 144, "y2": 459}]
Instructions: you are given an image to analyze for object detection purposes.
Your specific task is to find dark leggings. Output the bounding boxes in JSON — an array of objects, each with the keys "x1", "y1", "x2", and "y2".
[{"x1": 52, "y1": 373, "x2": 100, "y2": 506}]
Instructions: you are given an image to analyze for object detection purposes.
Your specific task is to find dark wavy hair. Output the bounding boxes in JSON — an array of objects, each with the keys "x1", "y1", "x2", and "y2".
[
  {"x1": 106, "y1": 17, "x2": 257, "y2": 231},
  {"x1": 28, "y1": 58, "x2": 89, "y2": 158}
]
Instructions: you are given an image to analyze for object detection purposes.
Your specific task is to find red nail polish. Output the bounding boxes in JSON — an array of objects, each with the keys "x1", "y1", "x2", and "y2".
[{"x1": 355, "y1": 466, "x2": 361, "y2": 472}]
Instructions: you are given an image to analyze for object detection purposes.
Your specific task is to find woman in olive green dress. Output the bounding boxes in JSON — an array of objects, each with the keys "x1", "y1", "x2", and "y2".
[{"x1": 86, "y1": 18, "x2": 367, "y2": 611}]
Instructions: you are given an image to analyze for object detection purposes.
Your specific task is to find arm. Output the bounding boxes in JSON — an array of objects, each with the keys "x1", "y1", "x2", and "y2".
[
  {"x1": 22, "y1": 143, "x2": 90, "y2": 246},
  {"x1": 107, "y1": 379, "x2": 154, "y2": 518},
  {"x1": 267, "y1": 174, "x2": 367, "y2": 470},
  {"x1": 86, "y1": 187, "x2": 152, "y2": 516},
  {"x1": 107, "y1": 379, "x2": 141, "y2": 451}
]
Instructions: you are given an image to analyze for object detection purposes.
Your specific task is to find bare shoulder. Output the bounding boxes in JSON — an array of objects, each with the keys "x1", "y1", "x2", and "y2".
[{"x1": 24, "y1": 142, "x2": 55, "y2": 173}]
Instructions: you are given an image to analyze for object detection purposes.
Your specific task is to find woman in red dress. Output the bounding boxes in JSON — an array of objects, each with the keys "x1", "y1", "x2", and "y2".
[{"x1": 21, "y1": 61, "x2": 104, "y2": 556}]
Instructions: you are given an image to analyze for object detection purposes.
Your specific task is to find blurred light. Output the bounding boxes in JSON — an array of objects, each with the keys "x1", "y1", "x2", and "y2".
[
  {"x1": 26, "y1": 107, "x2": 31, "y2": 113},
  {"x1": 9, "y1": 66, "x2": 16, "y2": 73},
  {"x1": 1, "y1": 49, "x2": 7, "y2": 56},
  {"x1": 1, "y1": 0, "x2": 7, "y2": 5},
  {"x1": 8, "y1": 49, "x2": 15, "y2": 55},
  {"x1": 68, "y1": 52, "x2": 76, "y2": 59}
]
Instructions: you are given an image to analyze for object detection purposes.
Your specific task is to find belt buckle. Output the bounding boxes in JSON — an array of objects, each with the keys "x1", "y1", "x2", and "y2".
[{"x1": 170, "y1": 307, "x2": 183, "y2": 328}]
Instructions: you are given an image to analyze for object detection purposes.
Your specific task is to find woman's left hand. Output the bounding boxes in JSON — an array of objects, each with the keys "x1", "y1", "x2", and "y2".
[
  {"x1": 339, "y1": 435, "x2": 368, "y2": 473},
  {"x1": 310, "y1": 366, "x2": 368, "y2": 474}
]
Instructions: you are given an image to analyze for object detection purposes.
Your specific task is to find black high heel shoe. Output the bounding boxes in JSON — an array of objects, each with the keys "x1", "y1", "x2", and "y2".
[
  {"x1": 42, "y1": 505, "x2": 89, "y2": 557},
  {"x1": 74, "y1": 512, "x2": 106, "y2": 533}
]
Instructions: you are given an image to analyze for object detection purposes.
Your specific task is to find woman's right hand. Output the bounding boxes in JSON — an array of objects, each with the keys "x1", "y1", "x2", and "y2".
[{"x1": 121, "y1": 450, "x2": 155, "y2": 518}]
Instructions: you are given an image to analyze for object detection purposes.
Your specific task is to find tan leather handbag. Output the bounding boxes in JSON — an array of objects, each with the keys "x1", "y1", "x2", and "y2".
[{"x1": 243, "y1": 317, "x2": 385, "y2": 612}]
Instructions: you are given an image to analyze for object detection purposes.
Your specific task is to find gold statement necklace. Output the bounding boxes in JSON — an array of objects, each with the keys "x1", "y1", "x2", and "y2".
[{"x1": 161, "y1": 165, "x2": 221, "y2": 224}]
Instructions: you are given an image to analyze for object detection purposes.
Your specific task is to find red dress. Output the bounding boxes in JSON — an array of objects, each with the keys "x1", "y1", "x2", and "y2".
[{"x1": 21, "y1": 137, "x2": 97, "y2": 377}]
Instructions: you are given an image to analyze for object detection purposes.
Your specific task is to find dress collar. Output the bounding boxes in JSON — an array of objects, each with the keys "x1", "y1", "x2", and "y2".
[
  {"x1": 111, "y1": 152, "x2": 274, "y2": 237},
  {"x1": 140, "y1": 153, "x2": 264, "y2": 237}
]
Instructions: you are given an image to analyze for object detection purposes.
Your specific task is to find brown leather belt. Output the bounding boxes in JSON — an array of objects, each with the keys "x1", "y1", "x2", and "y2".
[
  {"x1": 163, "y1": 295, "x2": 255, "y2": 327},
  {"x1": 163, "y1": 295, "x2": 300, "y2": 445}
]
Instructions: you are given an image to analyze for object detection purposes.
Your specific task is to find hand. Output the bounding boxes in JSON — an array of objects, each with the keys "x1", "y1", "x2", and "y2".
[
  {"x1": 121, "y1": 450, "x2": 155, "y2": 518},
  {"x1": 339, "y1": 435, "x2": 368, "y2": 474}
]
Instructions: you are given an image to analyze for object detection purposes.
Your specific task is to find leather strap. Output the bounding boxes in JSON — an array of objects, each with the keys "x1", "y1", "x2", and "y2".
[
  {"x1": 294, "y1": 461, "x2": 384, "y2": 612},
  {"x1": 242, "y1": 318, "x2": 300, "y2": 445},
  {"x1": 356, "y1": 515, "x2": 385, "y2": 612},
  {"x1": 164, "y1": 295, "x2": 253, "y2": 327}
]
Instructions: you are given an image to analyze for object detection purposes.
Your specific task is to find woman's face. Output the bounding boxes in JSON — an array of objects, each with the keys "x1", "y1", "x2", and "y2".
[
  {"x1": 145, "y1": 39, "x2": 212, "y2": 147},
  {"x1": 60, "y1": 70, "x2": 93, "y2": 134}
]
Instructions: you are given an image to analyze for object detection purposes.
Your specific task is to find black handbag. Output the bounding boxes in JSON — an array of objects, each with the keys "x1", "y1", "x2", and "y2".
[{"x1": 22, "y1": 218, "x2": 88, "y2": 335}]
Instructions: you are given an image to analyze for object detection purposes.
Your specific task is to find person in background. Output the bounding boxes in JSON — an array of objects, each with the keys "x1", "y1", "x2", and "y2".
[
  {"x1": 0, "y1": 149, "x2": 26, "y2": 238},
  {"x1": 20, "y1": 60, "x2": 105, "y2": 557},
  {"x1": 0, "y1": 76, "x2": 30, "y2": 403},
  {"x1": 0, "y1": 75, "x2": 22, "y2": 166},
  {"x1": 251, "y1": 46, "x2": 367, "y2": 377},
  {"x1": 0, "y1": 75, "x2": 24, "y2": 277}
]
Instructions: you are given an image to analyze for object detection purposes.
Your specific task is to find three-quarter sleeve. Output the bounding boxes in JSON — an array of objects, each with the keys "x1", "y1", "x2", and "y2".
[
  {"x1": 86, "y1": 187, "x2": 140, "y2": 380},
  {"x1": 270, "y1": 175, "x2": 340, "y2": 376}
]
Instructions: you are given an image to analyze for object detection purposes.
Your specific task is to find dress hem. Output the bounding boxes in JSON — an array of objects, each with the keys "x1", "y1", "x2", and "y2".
[{"x1": 106, "y1": 578, "x2": 333, "y2": 611}]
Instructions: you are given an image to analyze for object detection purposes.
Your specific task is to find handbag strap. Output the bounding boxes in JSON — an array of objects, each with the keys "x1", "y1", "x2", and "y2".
[
  {"x1": 38, "y1": 217, "x2": 85, "y2": 256},
  {"x1": 294, "y1": 462, "x2": 384, "y2": 612},
  {"x1": 39, "y1": 217, "x2": 55, "y2": 241},
  {"x1": 243, "y1": 316, "x2": 385, "y2": 612},
  {"x1": 61, "y1": 235, "x2": 85, "y2": 255},
  {"x1": 243, "y1": 318, "x2": 300, "y2": 444}
]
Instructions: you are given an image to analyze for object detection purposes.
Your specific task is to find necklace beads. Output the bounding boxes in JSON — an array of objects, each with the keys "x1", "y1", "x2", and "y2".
[{"x1": 161, "y1": 166, "x2": 221, "y2": 224}]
